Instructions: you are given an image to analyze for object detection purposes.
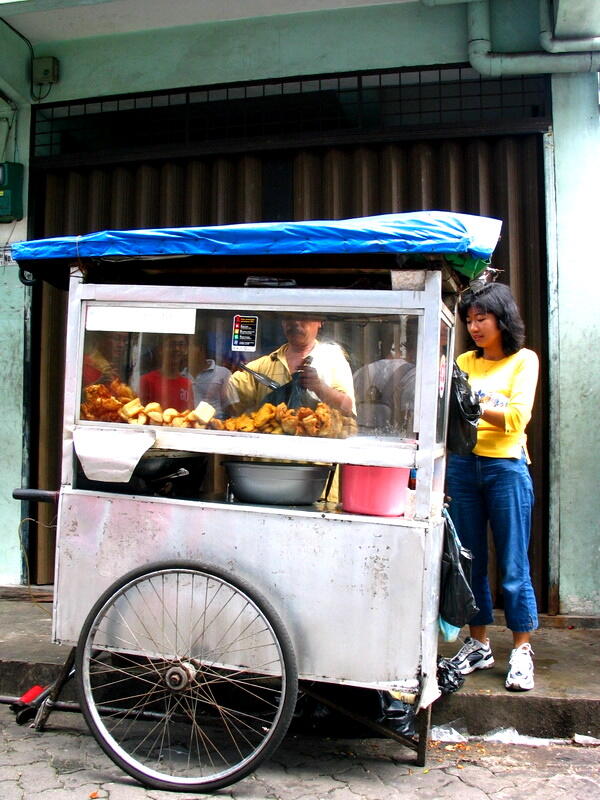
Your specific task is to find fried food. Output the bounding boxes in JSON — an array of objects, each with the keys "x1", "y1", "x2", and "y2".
[
  {"x1": 128, "y1": 412, "x2": 148, "y2": 425},
  {"x1": 81, "y1": 384, "x2": 128, "y2": 423},
  {"x1": 221, "y1": 401, "x2": 356, "y2": 439},
  {"x1": 109, "y1": 378, "x2": 135, "y2": 402},
  {"x1": 341, "y1": 416, "x2": 359, "y2": 438},
  {"x1": 234, "y1": 414, "x2": 255, "y2": 432},
  {"x1": 161, "y1": 408, "x2": 180, "y2": 424},
  {"x1": 121, "y1": 398, "x2": 144, "y2": 418},
  {"x1": 300, "y1": 413, "x2": 319, "y2": 437},
  {"x1": 81, "y1": 381, "x2": 356, "y2": 439},
  {"x1": 171, "y1": 415, "x2": 192, "y2": 428},
  {"x1": 81, "y1": 382, "x2": 196, "y2": 429},
  {"x1": 315, "y1": 403, "x2": 344, "y2": 438}
]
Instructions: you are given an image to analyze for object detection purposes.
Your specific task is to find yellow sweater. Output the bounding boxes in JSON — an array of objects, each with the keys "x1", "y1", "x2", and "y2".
[{"x1": 457, "y1": 348, "x2": 539, "y2": 460}]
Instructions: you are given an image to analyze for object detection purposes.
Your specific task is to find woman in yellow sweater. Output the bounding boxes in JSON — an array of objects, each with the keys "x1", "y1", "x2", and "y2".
[{"x1": 447, "y1": 282, "x2": 539, "y2": 691}]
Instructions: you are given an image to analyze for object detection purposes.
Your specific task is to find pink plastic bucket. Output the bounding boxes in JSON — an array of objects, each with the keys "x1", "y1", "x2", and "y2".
[{"x1": 341, "y1": 464, "x2": 410, "y2": 517}]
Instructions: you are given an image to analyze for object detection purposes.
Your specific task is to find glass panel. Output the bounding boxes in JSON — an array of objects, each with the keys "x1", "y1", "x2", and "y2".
[
  {"x1": 80, "y1": 306, "x2": 421, "y2": 443},
  {"x1": 436, "y1": 319, "x2": 452, "y2": 444}
]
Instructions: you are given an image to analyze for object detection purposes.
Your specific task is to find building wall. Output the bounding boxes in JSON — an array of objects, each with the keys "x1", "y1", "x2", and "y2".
[
  {"x1": 31, "y1": 1, "x2": 540, "y2": 103},
  {"x1": 551, "y1": 73, "x2": 600, "y2": 615},
  {"x1": 1, "y1": 0, "x2": 598, "y2": 609},
  {"x1": 0, "y1": 267, "x2": 27, "y2": 585},
  {"x1": 0, "y1": 22, "x2": 30, "y2": 585}
]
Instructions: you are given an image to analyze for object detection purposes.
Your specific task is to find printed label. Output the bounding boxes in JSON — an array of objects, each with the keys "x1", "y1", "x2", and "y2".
[{"x1": 232, "y1": 314, "x2": 259, "y2": 352}]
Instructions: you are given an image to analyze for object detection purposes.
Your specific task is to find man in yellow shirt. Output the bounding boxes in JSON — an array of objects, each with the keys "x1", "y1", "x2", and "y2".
[{"x1": 225, "y1": 316, "x2": 355, "y2": 417}]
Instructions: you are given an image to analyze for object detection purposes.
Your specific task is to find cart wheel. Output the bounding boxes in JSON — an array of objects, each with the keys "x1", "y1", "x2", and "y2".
[
  {"x1": 75, "y1": 561, "x2": 298, "y2": 793},
  {"x1": 14, "y1": 706, "x2": 37, "y2": 725}
]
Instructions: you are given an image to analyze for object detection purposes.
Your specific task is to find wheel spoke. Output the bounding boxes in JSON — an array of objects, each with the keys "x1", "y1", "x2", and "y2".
[{"x1": 77, "y1": 564, "x2": 297, "y2": 792}]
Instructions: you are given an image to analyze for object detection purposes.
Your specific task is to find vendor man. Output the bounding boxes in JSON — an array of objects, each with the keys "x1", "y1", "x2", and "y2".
[{"x1": 226, "y1": 316, "x2": 355, "y2": 416}]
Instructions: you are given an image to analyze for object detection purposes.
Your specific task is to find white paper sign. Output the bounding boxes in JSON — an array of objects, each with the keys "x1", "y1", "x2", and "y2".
[
  {"x1": 86, "y1": 305, "x2": 196, "y2": 334},
  {"x1": 74, "y1": 427, "x2": 156, "y2": 482}
]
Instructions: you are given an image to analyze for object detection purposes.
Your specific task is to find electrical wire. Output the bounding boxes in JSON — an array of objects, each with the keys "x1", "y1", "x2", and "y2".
[
  {"x1": 17, "y1": 516, "x2": 56, "y2": 617},
  {"x1": 1, "y1": 220, "x2": 19, "y2": 260},
  {"x1": 0, "y1": 108, "x2": 17, "y2": 161},
  {"x1": 0, "y1": 16, "x2": 55, "y2": 103}
]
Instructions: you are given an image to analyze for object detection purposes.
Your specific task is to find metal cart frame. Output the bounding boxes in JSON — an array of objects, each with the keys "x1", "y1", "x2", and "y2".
[{"x1": 9, "y1": 213, "x2": 501, "y2": 793}]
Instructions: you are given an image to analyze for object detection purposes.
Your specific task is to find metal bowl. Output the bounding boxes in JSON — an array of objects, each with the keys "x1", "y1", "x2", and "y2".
[{"x1": 224, "y1": 461, "x2": 333, "y2": 505}]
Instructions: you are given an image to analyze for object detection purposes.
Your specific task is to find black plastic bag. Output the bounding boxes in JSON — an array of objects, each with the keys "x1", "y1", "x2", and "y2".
[
  {"x1": 447, "y1": 361, "x2": 481, "y2": 455},
  {"x1": 439, "y1": 509, "x2": 479, "y2": 628},
  {"x1": 436, "y1": 656, "x2": 465, "y2": 695},
  {"x1": 291, "y1": 685, "x2": 387, "y2": 737},
  {"x1": 262, "y1": 368, "x2": 318, "y2": 410},
  {"x1": 262, "y1": 372, "x2": 317, "y2": 410},
  {"x1": 377, "y1": 692, "x2": 417, "y2": 736}
]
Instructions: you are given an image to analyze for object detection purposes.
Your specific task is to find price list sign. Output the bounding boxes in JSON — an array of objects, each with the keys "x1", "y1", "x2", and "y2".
[{"x1": 231, "y1": 314, "x2": 259, "y2": 352}]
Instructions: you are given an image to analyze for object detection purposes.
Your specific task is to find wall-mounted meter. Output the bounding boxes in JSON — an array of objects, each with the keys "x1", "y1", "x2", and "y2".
[{"x1": 0, "y1": 162, "x2": 24, "y2": 223}]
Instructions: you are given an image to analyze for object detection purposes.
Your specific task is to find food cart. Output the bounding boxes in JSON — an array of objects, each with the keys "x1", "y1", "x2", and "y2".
[{"x1": 11, "y1": 211, "x2": 501, "y2": 793}]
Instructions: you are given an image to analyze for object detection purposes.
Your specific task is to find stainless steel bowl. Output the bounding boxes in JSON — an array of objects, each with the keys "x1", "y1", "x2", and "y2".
[{"x1": 224, "y1": 461, "x2": 333, "y2": 505}]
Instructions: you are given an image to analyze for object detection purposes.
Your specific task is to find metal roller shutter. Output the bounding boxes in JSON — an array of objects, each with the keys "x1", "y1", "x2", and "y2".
[{"x1": 29, "y1": 134, "x2": 548, "y2": 612}]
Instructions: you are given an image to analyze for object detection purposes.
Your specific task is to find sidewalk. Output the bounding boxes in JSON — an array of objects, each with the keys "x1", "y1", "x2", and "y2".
[
  {"x1": 0, "y1": 593, "x2": 599, "y2": 740},
  {"x1": 436, "y1": 620, "x2": 600, "y2": 740}
]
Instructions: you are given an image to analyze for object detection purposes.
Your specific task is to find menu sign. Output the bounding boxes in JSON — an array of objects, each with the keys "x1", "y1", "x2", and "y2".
[{"x1": 231, "y1": 314, "x2": 258, "y2": 352}]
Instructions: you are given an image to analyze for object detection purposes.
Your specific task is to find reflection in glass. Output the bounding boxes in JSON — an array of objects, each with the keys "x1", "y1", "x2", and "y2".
[{"x1": 80, "y1": 308, "x2": 420, "y2": 442}]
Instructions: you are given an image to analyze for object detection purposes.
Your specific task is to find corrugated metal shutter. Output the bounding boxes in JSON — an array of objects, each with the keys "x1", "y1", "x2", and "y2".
[{"x1": 31, "y1": 134, "x2": 547, "y2": 609}]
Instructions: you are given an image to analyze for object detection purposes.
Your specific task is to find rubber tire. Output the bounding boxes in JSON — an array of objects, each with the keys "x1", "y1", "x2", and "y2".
[{"x1": 75, "y1": 560, "x2": 298, "y2": 792}]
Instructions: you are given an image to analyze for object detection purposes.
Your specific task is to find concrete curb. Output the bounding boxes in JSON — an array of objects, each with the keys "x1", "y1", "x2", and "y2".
[{"x1": 1, "y1": 600, "x2": 599, "y2": 739}]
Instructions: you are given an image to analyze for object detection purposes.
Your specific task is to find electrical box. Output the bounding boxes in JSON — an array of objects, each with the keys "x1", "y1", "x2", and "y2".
[
  {"x1": 32, "y1": 56, "x2": 60, "y2": 85},
  {"x1": 0, "y1": 162, "x2": 24, "y2": 223}
]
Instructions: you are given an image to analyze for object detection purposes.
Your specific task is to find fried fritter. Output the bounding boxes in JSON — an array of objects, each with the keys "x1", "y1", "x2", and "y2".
[{"x1": 253, "y1": 402, "x2": 276, "y2": 429}]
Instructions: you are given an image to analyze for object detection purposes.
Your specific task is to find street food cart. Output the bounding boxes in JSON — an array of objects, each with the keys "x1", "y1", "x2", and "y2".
[{"x1": 11, "y1": 211, "x2": 501, "y2": 793}]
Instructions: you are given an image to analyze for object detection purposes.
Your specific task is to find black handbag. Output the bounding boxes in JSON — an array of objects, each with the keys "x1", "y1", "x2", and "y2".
[
  {"x1": 439, "y1": 509, "x2": 479, "y2": 628},
  {"x1": 447, "y1": 361, "x2": 481, "y2": 456}
]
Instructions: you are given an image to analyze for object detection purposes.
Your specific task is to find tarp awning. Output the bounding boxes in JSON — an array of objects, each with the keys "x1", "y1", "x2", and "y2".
[{"x1": 11, "y1": 211, "x2": 502, "y2": 280}]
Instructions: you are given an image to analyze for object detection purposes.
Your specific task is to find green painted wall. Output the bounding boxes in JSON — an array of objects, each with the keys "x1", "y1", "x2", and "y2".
[
  {"x1": 0, "y1": 228, "x2": 28, "y2": 585},
  {"x1": 551, "y1": 73, "x2": 600, "y2": 615},
  {"x1": 0, "y1": 22, "x2": 30, "y2": 103},
  {"x1": 0, "y1": 269, "x2": 26, "y2": 585},
  {"x1": 34, "y1": 4, "x2": 463, "y2": 102},
  {"x1": 1, "y1": 24, "x2": 29, "y2": 585},
  {"x1": 30, "y1": 0, "x2": 546, "y2": 104}
]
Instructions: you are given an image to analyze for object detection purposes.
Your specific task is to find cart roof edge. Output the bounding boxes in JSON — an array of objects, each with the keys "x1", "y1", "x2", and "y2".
[{"x1": 11, "y1": 211, "x2": 501, "y2": 283}]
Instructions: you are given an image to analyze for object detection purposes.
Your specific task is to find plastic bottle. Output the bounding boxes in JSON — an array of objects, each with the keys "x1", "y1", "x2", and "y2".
[
  {"x1": 408, "y1": 469, "x2": 417, "y2": 490},
  {"x1": 404, "y1": 469, "x2": 417, "y2": 519}
]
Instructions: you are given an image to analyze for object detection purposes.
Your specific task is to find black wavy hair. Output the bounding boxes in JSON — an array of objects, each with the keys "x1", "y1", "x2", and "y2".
[{"x1": 458, "y1": 282, "x2": 525, "y2": 357}]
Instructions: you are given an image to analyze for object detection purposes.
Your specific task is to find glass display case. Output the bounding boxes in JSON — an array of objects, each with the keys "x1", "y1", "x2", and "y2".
[
  {"x1": 79, "y1": 307, "x2": 422, "y2": 437},
  {"x1": 69, "y1": 279, "x2": 453, "y2": 513}
]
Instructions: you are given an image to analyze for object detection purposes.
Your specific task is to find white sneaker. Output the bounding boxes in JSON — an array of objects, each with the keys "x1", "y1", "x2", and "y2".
[
  {"x1": 505, "y1": 643, "x2": 535, "y2": 691},
  {"x1": 449, "y1": 636, "x2": 495, "y2": 675}
]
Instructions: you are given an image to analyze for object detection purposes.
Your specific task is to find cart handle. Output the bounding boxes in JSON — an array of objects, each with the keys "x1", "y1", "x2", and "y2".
[{"x1": 13, "y1": 488, "x2": 59, "y2": 504}]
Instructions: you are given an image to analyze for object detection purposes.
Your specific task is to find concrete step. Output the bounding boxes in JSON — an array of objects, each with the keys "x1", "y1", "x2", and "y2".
[
  {"x1": 435, "y1": 624, "x2": 600, "y2": 739},
  {"x1": 1, "y1": 599, "x2": 599, "y2": 739}
]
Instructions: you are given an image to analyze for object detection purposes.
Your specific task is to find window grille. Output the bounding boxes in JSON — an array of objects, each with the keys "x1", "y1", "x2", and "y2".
[{"x1": 32, "y1": 65, "x2": 550, "y2": 160}]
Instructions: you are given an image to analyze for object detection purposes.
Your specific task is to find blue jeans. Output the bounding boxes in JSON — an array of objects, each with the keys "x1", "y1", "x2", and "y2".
[{"x1": 446, "y1": 453, "x2": 538, "y2": 632}]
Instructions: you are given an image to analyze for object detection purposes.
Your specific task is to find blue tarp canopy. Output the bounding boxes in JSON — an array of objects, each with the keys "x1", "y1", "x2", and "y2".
[{"x1": 12, "y1": 211, "x2": 502, "y2": 279}]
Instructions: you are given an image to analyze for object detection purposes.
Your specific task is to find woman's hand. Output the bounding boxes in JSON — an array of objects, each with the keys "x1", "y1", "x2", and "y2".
[{"x1": 479, "y1": 404, "x2": 506, "y2": 430}]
